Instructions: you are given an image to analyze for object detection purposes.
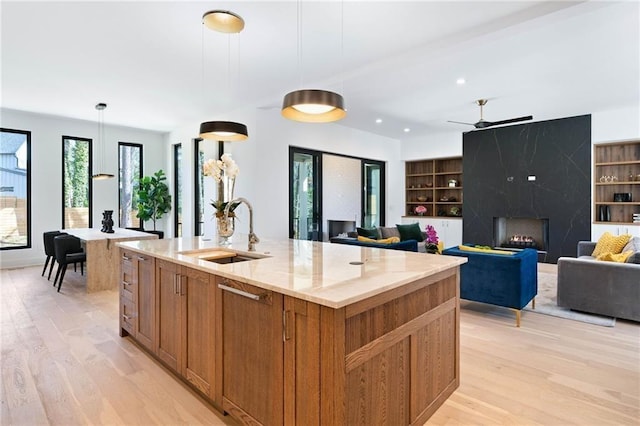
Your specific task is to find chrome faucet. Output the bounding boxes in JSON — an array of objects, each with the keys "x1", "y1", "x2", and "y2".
[{"x1": 224, "y1": 197, "x2": 259, "y2": 251}]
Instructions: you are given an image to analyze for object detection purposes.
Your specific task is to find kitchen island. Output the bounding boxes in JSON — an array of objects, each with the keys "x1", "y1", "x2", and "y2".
[{"x1": 117, "y1": 235, "x2": 466, "y2": 425}]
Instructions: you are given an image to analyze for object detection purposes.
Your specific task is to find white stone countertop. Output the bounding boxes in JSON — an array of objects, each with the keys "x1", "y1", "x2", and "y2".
[{"x1": 117, "y1": 235, "x2": 466, "y2": 309}]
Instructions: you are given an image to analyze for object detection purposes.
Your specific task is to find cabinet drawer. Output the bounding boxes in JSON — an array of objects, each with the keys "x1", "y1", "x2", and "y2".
[
  {"x1": 121, "y1": 298, "x2": 136, "y2": 335},
  {"x1": 121, "y1": 277, "x2": 137, "y2": 302}
]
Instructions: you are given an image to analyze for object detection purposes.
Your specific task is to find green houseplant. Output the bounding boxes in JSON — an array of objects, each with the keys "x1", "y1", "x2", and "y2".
[{"x1": 135, "y1": 169, "x2": 171, "y2": 237}]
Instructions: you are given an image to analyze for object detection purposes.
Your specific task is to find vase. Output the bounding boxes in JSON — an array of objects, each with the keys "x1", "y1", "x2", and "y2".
[{"x1": 217, "y1": 215, "x2": 235, "y2": 245}]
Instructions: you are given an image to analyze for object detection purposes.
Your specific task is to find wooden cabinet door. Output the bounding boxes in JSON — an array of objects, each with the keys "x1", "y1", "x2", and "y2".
[
  {"x1": 284, "y1": 297, "x2": 321, "y2": 426},
  {"x1": 135, "y1": 253, "x2": 156, "y2": 351},
  {"x1": 156, "y1": 259, "x2": 183, "y2": 371},
  {"x1": 219, "y1": 278, "x2": 284, "y2": 426},
  {"x1": 182, "y1": 266, "x2": 216, "y2": 400}
]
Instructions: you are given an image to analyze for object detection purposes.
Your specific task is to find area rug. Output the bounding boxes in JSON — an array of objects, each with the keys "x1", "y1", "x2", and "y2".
[{"x1": 523, "y1": 272, "x2": 616, "y2": 327}]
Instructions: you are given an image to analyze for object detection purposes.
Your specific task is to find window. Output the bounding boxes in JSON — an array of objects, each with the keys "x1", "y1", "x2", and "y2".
[
  {"x1": 194, "y1": 139, "x2": 221, "y2": 236},
  {"x1": 173, "y1": 143, "x2": 182, "y2": 237},
  {"x1": 1, "y1": 128, "x2": 31, "y2": 250},
  {"x1": 118, "y1": 142, "x2": 143, "y2": 229},
  {"x1": 62, "y1": 136, "x2": 91, "y2": 229}
]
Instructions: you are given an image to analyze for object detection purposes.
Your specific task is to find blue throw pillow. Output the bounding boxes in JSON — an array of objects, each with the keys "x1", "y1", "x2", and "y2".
[
  {"x1": 357, "y1": 227, "x2": 380, "y2": 239},
  {"x1": 395, "y1": 223, "x2": 424, "y2": 242}
]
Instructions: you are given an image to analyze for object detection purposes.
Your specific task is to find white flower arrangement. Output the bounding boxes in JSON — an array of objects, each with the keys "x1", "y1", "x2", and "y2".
[
  {"x1": 203, "y1": 153, "x2": 240, "y2": 217},
  {"x1": 203, "y1": 153, "x2": 239, "y2": 182}
]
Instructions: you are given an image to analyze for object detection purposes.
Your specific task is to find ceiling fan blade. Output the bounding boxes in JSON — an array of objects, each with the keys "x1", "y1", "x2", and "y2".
[
  {"x1": 485, "y1": 115, "x2": 533, "y2": 127},
  {"x1": 447, "y1": 120, "x2": 473, "y2": 126}
]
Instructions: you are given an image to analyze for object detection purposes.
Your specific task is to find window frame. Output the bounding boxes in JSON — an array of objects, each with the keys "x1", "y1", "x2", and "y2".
[
  {"x1": 61, "y1": 135, "x2": 93, "y2": 230},
  {"x1": 118, "y1": 142, "x2": 143, "y2": 229},
  {"x1": 0, "y1": 127, "x2": 32, "y2": 250},
  {"x1": 173, "y1": 143, "x2": 182, "y2": 237}
]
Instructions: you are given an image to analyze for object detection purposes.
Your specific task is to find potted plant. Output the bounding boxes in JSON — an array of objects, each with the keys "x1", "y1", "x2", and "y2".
[{"x1": 135, "y1": 169, "x2": 171, "y2": 239}]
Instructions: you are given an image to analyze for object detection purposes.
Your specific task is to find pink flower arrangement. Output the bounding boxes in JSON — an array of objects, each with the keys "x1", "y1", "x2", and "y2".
[
  {"x1": 415, "y1": 205, "x2": 427, "y2": 215},
  {"x1": 425, "y1": 225, "x2": 439, "y2": 245}
]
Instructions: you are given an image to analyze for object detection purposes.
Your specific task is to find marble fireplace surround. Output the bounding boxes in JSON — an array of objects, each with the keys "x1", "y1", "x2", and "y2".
[{"x1": 462, "y1": 115, "x2": 592, "y2": 263}]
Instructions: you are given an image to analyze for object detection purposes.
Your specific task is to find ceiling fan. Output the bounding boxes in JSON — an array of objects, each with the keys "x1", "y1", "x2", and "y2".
[{"x1": 448, "y1": 99, "x2": 533, "y2": 129}]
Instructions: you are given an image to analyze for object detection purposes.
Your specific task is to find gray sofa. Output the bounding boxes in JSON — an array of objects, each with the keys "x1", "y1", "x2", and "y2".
[{"x1": 557, "y1": 237, "x2": 640, "y2": 322}]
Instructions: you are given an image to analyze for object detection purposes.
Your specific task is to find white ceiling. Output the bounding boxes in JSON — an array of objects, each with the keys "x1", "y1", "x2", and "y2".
[{"x1": 1, "y1": 1, "x2": 638, "y2": 139}]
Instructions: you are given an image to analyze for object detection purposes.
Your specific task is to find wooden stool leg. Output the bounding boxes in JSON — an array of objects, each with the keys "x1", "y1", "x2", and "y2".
[
  {"x1": 515, "y1": 309, "x2": 521, "y2": 327},
  {"x1": 532, "y1": 298, "x2": 536, "y2": 310}
]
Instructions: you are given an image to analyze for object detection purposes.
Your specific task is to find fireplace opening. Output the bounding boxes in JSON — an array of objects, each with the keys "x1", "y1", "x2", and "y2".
[{"x1": 493, "y1": 217, "x2": 549, "y2": 252}]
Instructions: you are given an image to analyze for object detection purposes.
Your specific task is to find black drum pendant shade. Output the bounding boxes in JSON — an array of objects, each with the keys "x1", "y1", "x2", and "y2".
[
  {"x1": 281, "y1": 89, "x2": 346, "y2": 123},
  {"x1": 199, "y1": 121, "x2": 248, "y2": 141}
]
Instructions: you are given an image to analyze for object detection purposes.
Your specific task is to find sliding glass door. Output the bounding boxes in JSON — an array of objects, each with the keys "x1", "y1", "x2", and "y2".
[
  {"x1": 289, "y1": 147, "x2": 322, "y2": 240},
  {"x1": 363, "y1": 160, "x2": 385, "y2": 228}
]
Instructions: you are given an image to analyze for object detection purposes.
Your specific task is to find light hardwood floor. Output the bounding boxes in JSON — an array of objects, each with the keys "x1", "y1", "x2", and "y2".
[{"x1": 1, "y1": 265, "x2": 638, "y2": 425}]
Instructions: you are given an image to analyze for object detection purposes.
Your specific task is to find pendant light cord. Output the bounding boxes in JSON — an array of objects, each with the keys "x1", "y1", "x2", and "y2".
[
  {"x1": 297, "y1": 0, "x2": 302, "y2": 88},
  {"x1": 340, "y1": 0, "x2": 344, "y2": 96}
]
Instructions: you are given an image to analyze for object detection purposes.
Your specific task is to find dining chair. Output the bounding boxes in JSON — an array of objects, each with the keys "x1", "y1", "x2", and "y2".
[
  {"x1": 42, "y1": 231, "x2": 67, "y2": 279},
  {"x1": 53, "y1": 234, "x2": 87, "y2": 292}
]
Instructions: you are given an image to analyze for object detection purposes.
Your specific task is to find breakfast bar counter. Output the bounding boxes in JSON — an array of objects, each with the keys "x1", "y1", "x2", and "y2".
[{"x1": 117, "y1": 236, "x2": 466, "y2": 425}]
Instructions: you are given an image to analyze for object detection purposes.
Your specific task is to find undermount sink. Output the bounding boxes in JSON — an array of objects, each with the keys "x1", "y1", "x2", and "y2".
[{"x1": 179, "y1": 249, "x2": 268, "y2": 264}]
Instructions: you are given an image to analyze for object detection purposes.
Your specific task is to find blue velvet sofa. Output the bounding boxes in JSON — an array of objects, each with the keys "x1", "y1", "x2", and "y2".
[
  {"x1": 442, "y1": 246, "x2": 538, "y2": 326},
  {"x1": 329, "y1": 237, "x2": 418, "y2": 252}
]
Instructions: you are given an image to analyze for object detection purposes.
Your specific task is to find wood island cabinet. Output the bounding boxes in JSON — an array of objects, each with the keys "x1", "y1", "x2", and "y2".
[
  {"x1": 120, "y1": 249, "x2": 460, "y2": 425},
  {"x1": 217, "y1": 278, "x2": 284, "y2": 425},
  {"x1": 156, "y1": 258, "x2": 216, "y2": 401},
  {"x1": 119, "y1": 249, "x2": 155, "y2": 352}
]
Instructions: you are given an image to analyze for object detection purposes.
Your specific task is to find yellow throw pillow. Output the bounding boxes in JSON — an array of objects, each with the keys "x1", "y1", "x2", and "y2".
[
  {"x1": 596, "y1": 250, "x2": 633, "y2": 263},
  {"x1": 457, "y1": 245, "x2": 515, "y2": 255},
  {"x1": 591, "y1": 232, "x2": 632, "y2": 257},
  {"x1": 357, "y1": 236, "x2": 400, "y2": 244}
]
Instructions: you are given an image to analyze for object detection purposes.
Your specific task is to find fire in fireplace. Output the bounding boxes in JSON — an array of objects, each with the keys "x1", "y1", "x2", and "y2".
[{"x1": 493, "y1": 217, "x2": 549, "y2": 252}]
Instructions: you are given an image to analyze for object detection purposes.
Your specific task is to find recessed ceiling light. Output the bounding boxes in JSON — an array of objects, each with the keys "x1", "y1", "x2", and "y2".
[
  {"x1": 456, "y1": 78, "x2": 466, "y2": 85},
  {"x1": 375, "y1": 118, "x2": 382, "y2": 124},
  {"x1": 404, "y1": 128, "x2": 411, "y2": 133}
]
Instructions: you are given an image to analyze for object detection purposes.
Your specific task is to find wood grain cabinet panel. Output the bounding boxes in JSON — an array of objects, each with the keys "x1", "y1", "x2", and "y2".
[
  {"x1": 155, "y1": 259, "x2": 216, "y2": 401},
  {"x1": 218, "y1": 278, "x2": 284, "y2": 425},
  {"x1": 156, "y1": 259, "x2": 182, "y2": 372},
  {"x1": 135, "y1": 253, "x2": 155, "y2": 351}
]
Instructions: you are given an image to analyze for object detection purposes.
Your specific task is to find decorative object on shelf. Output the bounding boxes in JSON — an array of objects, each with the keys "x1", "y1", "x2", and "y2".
[
  {"x1": 414, "y1": 205, "x2": 427, "y2": 216},
  {"x1": 598, "y1": 205, "x2": 611, "y2": 222},
  {"x1": 101, "y1": 210, "x2": 114, "y2": 233},
  {"x1": 629, "y1": 171, "x2": 635, "y2": 182},
  {"x1": 135, "y1": 170, "x2": 172, "y2": 234},
  {"x1": 440, "y1": 196, "x2": 449, "y2": 202},
  {"x1": 203, "y1": 153, "x2": 241, "y2": 244},
  {"x1": 417, "y1": 196, "x2": 427, "y2": 202},
  {"x1": 448, "y1": 179, "x2": 457, "y2": 187},
  {"x1": 613, "y1": 193, "x2": 632, "y2": 202},
  {"x1": 426, "y1": 182, "x2": 433, "y2": 187},
  {"x1": 450, "y1": 207, "x2": 460, "y2": 216},
  {"x1": 424, "y1": 225, "x2": 440, "y2": 254}
]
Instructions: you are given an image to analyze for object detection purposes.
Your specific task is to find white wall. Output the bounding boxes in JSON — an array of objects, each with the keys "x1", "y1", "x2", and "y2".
[
  {"x1": 168, "y1": 107, "x2": 402, "y2": 242},
  {"x1": 322, "y1": 154, "x2": 361, "y2": 240},
  {"x1": 402, "y1": 105, "x2": 640, "y2": 241},
  {"x1": 0, "y1": 108, "x2": 166, "y2": 268}
]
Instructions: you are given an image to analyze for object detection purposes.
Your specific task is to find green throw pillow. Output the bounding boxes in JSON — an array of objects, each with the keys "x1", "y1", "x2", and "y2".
[
  {"x1": 395, "y1": 223, "x2": 424, "y2": 242},
  {"x1": 357, "y1": 227, "x2": 380, "y2": 239}
]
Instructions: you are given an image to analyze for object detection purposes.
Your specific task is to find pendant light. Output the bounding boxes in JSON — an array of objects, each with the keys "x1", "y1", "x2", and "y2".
[
  {"x1": 281, "y1": 0, "x2": 346, "y2": 123},
  {"x1": 199, "y1": 10, "x2": 249, "y2": 141},
  {"x1": 199, "y1": 121, "x2": 248, "y2": 141},
  {"x1": 92, "y1": 102, "x2": 114, "y2": 180},
  {"x1": 202, "y1": 10, "x2": 245, "y2": 34}
]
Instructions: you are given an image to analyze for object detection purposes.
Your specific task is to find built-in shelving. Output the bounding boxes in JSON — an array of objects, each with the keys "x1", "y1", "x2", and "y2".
[
  {"x1": 405, "y1": 157, "x2": 463, "y2": 218},
  {"x1": 593, "y1": 140, "x2": 640, "y2": 225}
]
